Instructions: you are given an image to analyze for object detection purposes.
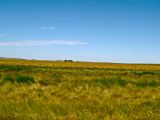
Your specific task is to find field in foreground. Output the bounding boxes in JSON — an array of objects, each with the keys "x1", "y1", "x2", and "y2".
[{"x1": 0, "y1": 59, "x2": 160, "y2": 120}]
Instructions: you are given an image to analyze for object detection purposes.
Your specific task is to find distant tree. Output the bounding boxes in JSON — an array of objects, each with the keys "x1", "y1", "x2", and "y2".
[
  {"x1": 64, "y1": 60, "x2": 73, "y2": 62},
  {"x1": 68, "y1": 60, "x2": 73, "y2": 62}
]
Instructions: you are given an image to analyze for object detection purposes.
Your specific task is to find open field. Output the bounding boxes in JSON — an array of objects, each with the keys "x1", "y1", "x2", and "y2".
[{"x1": 0, "y1": 59, "x2": 160, "y2": 120}]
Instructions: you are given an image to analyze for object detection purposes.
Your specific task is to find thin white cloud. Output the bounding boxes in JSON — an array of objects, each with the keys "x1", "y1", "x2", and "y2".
[
  {"x1": 0, "y1": 40, "x2": 88, "y2": 47},
  {"x1": 40, "y1": 26, "x2": 56, "y2": 30},
  {"x1": 0, "y1": 34, "x2": 7, "y2": 37}
]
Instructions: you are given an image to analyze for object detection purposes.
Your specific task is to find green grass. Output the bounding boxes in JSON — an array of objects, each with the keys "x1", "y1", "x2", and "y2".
[
  {"x1": 0, "y1": 60, "x2": 160, "y2": 119},
  {"x1": 2, "y1": 74, "x2": 34, "y2": 84}
]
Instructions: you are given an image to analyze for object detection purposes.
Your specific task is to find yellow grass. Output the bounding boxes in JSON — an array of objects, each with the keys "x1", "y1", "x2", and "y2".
[{"x1": 0, "y1": 59, "x2": 160, "y2": 119}]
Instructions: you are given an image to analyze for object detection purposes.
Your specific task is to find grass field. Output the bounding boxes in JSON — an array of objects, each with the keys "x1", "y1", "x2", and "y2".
[{"x1": 0, "y1": 59, "x2": 160, "y2": 120}]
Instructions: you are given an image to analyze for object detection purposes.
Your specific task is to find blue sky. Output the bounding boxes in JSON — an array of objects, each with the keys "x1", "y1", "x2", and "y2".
[{"x1": 0, "y1": 0, "x2": 160, "y2": 63}]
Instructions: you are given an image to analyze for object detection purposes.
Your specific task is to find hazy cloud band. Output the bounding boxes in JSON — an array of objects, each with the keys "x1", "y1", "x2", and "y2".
[
  {"x1": 0, "y1": 40, "x2": 88, "y2": 46},
  {"x1": 40, "y1": 26, "x2": 56, "y2": 30}
]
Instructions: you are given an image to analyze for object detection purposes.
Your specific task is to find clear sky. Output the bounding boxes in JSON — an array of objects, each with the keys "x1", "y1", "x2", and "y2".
[{"x1": 0, "y1": 0, "x2": 160, "y2": 63}]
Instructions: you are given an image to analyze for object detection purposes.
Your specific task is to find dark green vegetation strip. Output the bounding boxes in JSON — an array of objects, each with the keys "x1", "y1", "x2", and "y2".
[{"x1": 2, "y1": 74, "x2": 34, "y2": 84}]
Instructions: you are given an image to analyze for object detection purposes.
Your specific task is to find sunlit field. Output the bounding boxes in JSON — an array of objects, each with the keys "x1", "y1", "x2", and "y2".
[{"x1": 0, "y1": 59, "x2": 160, "y2": 120}]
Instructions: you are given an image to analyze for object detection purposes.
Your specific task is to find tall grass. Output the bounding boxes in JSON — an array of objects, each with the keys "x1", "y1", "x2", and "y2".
[
  {"x1": 2, "y1": 74, "x2": 34, "y2": 84},
  {"x1": 0, "y1": 59, "x2": 160, "y2": 119}
]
